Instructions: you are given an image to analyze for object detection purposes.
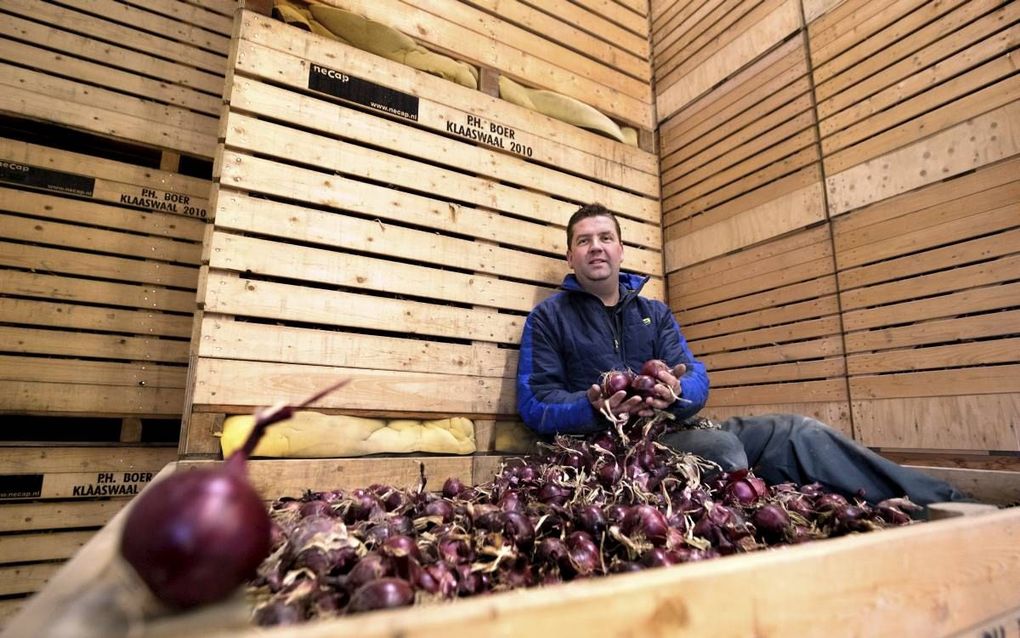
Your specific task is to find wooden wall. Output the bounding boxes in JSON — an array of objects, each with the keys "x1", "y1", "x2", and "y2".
[
  {"x1": 181, "y1": 8, "x2": 661, "y2": 456},
  {"x1": 653, "y1": 0, "x2": 1020, "y2": 458}
]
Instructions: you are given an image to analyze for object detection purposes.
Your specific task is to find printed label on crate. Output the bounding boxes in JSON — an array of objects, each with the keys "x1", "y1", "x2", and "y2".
[
  {"x1": 0, "y1": 160, "x2": 95, "y2": 197},
  {"x1": 68, "y1": 471, "x2": 154, "y2": 497},
  {"x1": 117, "y1": 186, "x2": 209, "y2": 219},
  {"x1": 446, "y1": 114, "x2": 534, "y2": 157},
  {"x1": 308, "y1": 63, "x2": 419, "y2": 121},
  {"x1": 0, "y1": 474, "x2": 44, "y2": 499}
]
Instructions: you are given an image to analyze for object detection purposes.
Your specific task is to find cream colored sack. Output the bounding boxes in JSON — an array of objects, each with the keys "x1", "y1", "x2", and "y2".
[
  {"x1": 309, "y1": 5, "x2": 478, "y2": 89},
  {"x1": 221, "y1": 411, "x2": 476, "y2": 458},
  {"x1": 273, "y1": 0, "x2": 345, "y2": 41},
  {"x1": 499, "y1": 76, "x2": 629, "y2": 144}
]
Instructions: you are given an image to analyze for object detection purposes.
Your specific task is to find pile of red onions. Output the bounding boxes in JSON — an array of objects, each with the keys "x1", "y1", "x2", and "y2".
[{"x1": 248, "y1": 414, "x2": 920, "y2": 625}]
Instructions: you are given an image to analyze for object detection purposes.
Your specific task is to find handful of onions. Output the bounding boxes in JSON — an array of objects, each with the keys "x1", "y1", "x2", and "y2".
[
  {"x1": 119, "y1": 381, "x2": 348, "y2": 609},
  {"x1": 598, "y1": 359, "x2": 688, "y2": 427}
]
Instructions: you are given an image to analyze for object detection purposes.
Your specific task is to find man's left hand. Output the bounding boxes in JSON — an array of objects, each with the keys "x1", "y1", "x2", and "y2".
[{"x1": 637, "y1": 363, "x2": 686, "y2": 416}]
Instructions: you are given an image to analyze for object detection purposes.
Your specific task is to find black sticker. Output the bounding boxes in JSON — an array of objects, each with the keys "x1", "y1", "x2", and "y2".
[
  {"x1": 0, "y1": 474, "x2": 44, "y2": 500},
  {"x1": 308, "y1": 63, "x2": 419, "y2": 121},
  {"x1": 0, "y1": 160, "x2": 95, "y2": 197}
]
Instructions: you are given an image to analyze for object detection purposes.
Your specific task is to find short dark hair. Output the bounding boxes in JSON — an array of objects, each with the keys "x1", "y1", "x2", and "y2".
[{"x1": 566, "y1": 203, "x2": 622, "y2": 247}]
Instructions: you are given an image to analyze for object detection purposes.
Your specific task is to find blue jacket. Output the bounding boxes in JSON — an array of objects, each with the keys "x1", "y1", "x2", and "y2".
[{"x1": 516, "y1": 272, "x2": 709, "y2": 435}]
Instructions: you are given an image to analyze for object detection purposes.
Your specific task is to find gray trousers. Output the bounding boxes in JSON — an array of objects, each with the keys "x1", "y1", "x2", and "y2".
[{"x1": 659, "y1": 414, "x2": 970, "y2": 506}]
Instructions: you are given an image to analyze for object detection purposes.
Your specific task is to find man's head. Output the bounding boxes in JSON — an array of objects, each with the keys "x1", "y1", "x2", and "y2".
[{"x1": 566, "y1": 204, "x2": 624, "y2": 294}]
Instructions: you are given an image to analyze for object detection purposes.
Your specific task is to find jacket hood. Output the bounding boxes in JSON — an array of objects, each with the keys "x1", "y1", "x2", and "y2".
[{"x1": 561, "y1": 272, "x2": 649, "y2": 295}]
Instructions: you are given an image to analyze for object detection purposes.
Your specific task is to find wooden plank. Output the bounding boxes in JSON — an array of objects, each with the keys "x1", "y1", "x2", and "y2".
[
  {"x1": 710, "y1": 357, "x2": 846, "y2": 386},
  {"x1": 235, "y1": 14, "x2": 657, "y2": 176},
  {"x1": 678, "y1": 277, "x2": 838, "y2": 327},
  {"x1": 517, "y1": 0, "x2": 650, "y2": 60},
  {"x1": 708, "y1": 378, "x2": 848, "y2": 405},
  {"x1": 851, "y1": 365, "x2": 1020, "y2": 400},
  {"x1": 683, "y1": 294, "x2": 840, "y2": 340},
  {"x1": 825, "y1": 92, "x2": 1020, "y2": 214},
  {"x1": 845, "y1": 310, "x2": 1020, "y2": 354},
  {"x1": 569, "y1": 0, "x2": 649, "y2": 34},
  {"x1": 703, "y1": 401, "x2": 853, "y2": 437},
  {"x1": 698, "y1": 336, "x2": 845, "y2": 370},
  {"x1": 119, "y1": 0, "x2": 235, "y2": 35},
  {"x1": 0, "y1": 563, "x2": 59, "y2": 596},
  {"x1": 675, "y1": 256, "x2": 834, "y2": 311},
  {"x1": 197, "y1": 318, "x2": 517, "y2": 378},
  {"x1": 0, "y1": 271, "x2": 198, "y2": 314},
  {"x1": 847, "y1": 339, "x2": 1020, "y2": 376},
  {"x1": 0, "y1": 298, "x2": 194, "y2": 339},
  {"x1": 221, "y1": 110, "x2": 659, "y2": 227},
  {"x1": 913, "y1": 467, "x2": 1020, "y2": 506},
  {"x1": 802, "y1": 0, "x2": 846, "y2": 24},
  {"x1": 809, "y1": 0, "x2": 925, "y2": 71},
  {"x1": 201, "y1": 271, "x2": 523, "y2": 345},
  {"x1": 690, "y1": 316, "x2": 843, "y2": 354},
  {"x1": 207, "y1": 232, "x2": 553, "y2": 313},
  {"x1": 54, "y1": 0, "x2": 231, "y2": 52},
  {"x1": 0, "y1": 356, "x2": 187, "y2": 389},
  {"x1": 0, "y1": 242, "x2": 199, "y2": 290},
  {"x1": 0, "y1": 380, "x2": 186, "y2": 416},
  {"x1": 0, "y1": 597, "x2": 26, "y2": 628},
  {"x1": 843, "y1": 281, "x2": 1020, "y2": 332},
  {"x1": 0, "y1": 531, "x2": 94, "y2": 564},
  {"x1": 190, "y1": 358, "x2": 516, "y2": 415},
  {"x1": 0, "y1": 500, "x2": 128, "y2": 533},
  {"x1": 853, "y1": 395, "x2": 1020, "y2": 451},
  {"x1": 0, "y1": 325, "x2": 189, "y2": 363},
  {"x1": 656, "y1": 0, "x2": 802, "y2": 120},
  {"x1": 0, "y1": 447, "x2": 177, "y2": 475}
]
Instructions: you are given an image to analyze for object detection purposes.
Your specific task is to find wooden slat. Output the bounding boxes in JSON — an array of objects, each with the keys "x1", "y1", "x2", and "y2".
[
  {"x1": 0, "y1": 500, "x2": 128, "y2": 533},
  {"x1": 851, "y1": 365, "x2": 1020, "y2": 400},
  {"x1": 845, "y1": 310, "x2": 1020, "y2": 354},
  {"x1": 0, "y1": 446, "x2": 176, "y2": 474},
  {"x1": 0, "y1": 380, "x2": 186, "y2": 416},
  {"x1": 699, "y1": 336, "x2": 845, "y2": 370},
  {"x1": 704, "y1": 401, "x2": 853, "y2": 436},
  {"x1": 516, "y1": 0, "x2": 650, "y2": 60},
  {"x1": 684, "y1": 294, "x2": 840, "y2": 340},
  {"x1": 690, "y1": 316, "x2": 842, "y2": 354},
  {"x1": 119, "y1": 0, "x2": 235, "y2": 35},
  {"x1": 0, "y1": 356, "x2": 188, "y2": 388},
  {"x1": 0, "y1": 531, "x2": 94, "y2": 564},
  {"x1": 190, "y1": 358, "x2": 516, "y2": 415},
  {"x1": 0, "y1": 563, "x2": 58, "y2": 596},
  {"x1": 848, "y1": 339, "x2": 1020, "y2": 376},
  {"x1": 208, "y1": 233, "x2": 551, "y2": 314},
  {"x1": 711, "y1": 358, "x2": 846, "y2": 386},
  {"x1": 853, "y1": 394, "x2": 1020, "y2": 451},
  {"x1": 51, "y1": 0, "x2": 231, "y2": 53},
  {"x1": 708, "y1": 378, "x2": 848, "y2": 405},
  {"x1": 201, "y1": 271, "x2": 523, "y2": 345},
  {"x1": 0, "y1": 242, "x2": 199, "y2": 290},
  {"x1": 0, "y1": 298, "x2": 194, "y2": 339},
  {"x1": 197, "y1": 317, "x2": 517, "y2": 378},
  {"x1": 0, "y1": 271, "x2": 198, "y2": 314}
]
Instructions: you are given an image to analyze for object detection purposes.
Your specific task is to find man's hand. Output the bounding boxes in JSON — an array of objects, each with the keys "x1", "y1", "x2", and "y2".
[
  {"x1": 587, "y1": 384, "x2": 643, "y2": 422},
  {"x1": 637, "y1": 363, "x2": 687, "y2": 416}
]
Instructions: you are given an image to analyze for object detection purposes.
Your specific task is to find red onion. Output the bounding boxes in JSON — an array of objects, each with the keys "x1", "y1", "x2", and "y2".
[
  {"x1": 622, "y1": 505, "x2": 670, "y2": 545},
  {"x1": 347, "y1": 578, "x2": 414, "y2": 613},
  {"x1": 640, "y1": 359, "x2": 670, "y2": 378},
  {"x1": 119, "y1": 381, "x2": 347, "y2": 609},
  {"x1": 629, "y1": 374, "x2": 657, "y2": 398},
  {"x1": 601, "y1": 370, "x2": 633, "y2": 396},
  {"x1": 753, "y1": 504, "x2": 791, "y2": 541},
  {"x1": 442, "y1": 477, "x2": 466, "y2": 498}
]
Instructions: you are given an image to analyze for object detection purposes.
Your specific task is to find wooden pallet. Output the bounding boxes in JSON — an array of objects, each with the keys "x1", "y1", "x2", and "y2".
[
  {"x1": 0, "y1": 137, "x2": 207, "y2": 418},
  {"x1": 182, "y1": 11, "x2": 661, "y2": 455},
  {"x1": 0, "y1": 0, "x2": 235, "y2": 159}
]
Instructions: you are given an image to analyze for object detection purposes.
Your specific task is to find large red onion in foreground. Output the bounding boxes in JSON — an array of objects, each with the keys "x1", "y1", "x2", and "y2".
[{"x1": 119, "y1": 381, "x2": 348, "y2": 609}]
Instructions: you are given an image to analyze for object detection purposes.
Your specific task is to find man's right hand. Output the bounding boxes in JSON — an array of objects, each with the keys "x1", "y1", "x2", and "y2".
[{"x1": 587, "y1": 384, "x2": 644, "y2": 421}]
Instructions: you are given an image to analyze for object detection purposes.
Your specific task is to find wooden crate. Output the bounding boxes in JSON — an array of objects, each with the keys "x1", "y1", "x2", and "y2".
[
  {"x1": 309, "y1": 0, "x2": 654, "y2": 130},
  {"x1": 182, "y1": 10, "x2": 661, "y2": 455},
  {"x1": 0, "y1": 0, "x2": 235, "y2": 159},
  {"x1": 670, "y1": 225, "x2": 851, "y2": 435},
  {"x1": 0, "y1": 445, "x2": 176, "y2": 618},
  {"x1": 3, "y1": 460, "x2": 1020, "y2": 637},
  {"x1": 0, "y1": 137, "x2": 208, "y2": 418}
]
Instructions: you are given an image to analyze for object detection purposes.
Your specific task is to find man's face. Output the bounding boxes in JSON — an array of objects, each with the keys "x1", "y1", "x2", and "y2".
[{"x1": 567, "y1": 215, "x2": 623, "y2": 287}]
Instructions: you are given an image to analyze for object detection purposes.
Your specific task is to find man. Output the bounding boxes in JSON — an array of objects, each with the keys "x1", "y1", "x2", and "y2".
[{"x1": 516, "y1": 203, "x2": 969, "y2": 506}]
